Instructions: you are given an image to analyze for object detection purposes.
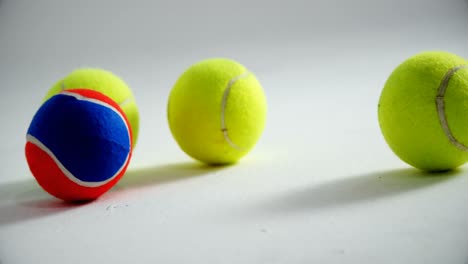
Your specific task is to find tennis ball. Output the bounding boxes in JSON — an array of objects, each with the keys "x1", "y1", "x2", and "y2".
[
  {"x1": 45, "y1": 68, "x2": 139, "y2": 147},
  {"x1": 26, "y1": 89, "x2": 133, "y2": 201},
  {"x1": 378, "y1": 51, "x2": 468, "y2": 171},
  {"x1": 168, "y1": 58, "x2": 267, "y2": 165}
]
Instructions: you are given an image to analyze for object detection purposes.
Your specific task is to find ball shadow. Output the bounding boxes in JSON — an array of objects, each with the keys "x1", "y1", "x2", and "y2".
[
  {"x1": 0, "y1": 162, "x2": 225, "y2": 227},
  {"x1": 0, "y1": 162, "x2": 225, "y2": 226},
  {"x1": 115, "y1": 162, "x2": 227, "y2": 190},
  {"x1": 257, "y1": 168, "x2": 458, "y2": 214},
  {"x1": 0, "y1": 179, "x2": 85, "y2": 227}
]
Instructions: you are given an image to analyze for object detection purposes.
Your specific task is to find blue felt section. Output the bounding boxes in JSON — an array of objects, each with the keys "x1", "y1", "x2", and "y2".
[{"x1": 27, "y1": 94, "x2": 131, "y2": 183}]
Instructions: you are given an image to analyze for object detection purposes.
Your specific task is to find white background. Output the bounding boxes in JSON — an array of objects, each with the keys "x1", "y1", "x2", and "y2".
[{"x1": 1, "y1": 0, "x2": 468, "y2": 263}]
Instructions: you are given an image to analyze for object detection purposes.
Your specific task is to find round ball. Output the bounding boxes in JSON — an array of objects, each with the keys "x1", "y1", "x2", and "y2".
[
  {"x1": 45, "y1": 68, "x2": 139, "y2": 147},
  {"x1": 26, "y1": 89, "x2": 133, "y2": 201},
  {"x1": 378, "y1": 51, "x2": 468, "y2": 171},
  {"x1": 168, "y1": 58, "x2": 267, "y2": 165}
]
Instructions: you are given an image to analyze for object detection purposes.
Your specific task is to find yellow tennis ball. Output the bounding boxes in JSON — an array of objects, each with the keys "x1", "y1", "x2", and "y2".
[
  {"x1": 378, "y1": 51, "x2": 468, "y2": 171},
  {"x1": 45, "y1": 68, "x2": 140, "y2": 147},
  {"x1": 168, "y1": 58, "x2": 267, "y2": 165}
]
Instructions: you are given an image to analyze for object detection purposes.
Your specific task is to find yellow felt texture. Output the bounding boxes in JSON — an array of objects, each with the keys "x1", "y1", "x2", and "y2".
[
  {"x1": 378, "y1": 51, "x2": 468, "y2": 171},
  {"x1": 167, "y1": 58, "x2": 267, "y2": 164},
  {"x1": 45, "y1": 68, "x2": 140, "y2": 147}
]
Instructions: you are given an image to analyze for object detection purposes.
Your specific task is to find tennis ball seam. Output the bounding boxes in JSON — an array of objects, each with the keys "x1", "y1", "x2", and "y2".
[
  {"x1": 221, "y1": 71, "x2": 250, "y2": 150},
  {"x1": 119, "y1": 97, "x2": 134, "y2": 107},
  {"x1": 26, "y1": 91, "x2": 131, "y2": 187},
  {"x1": 26, "y1": 135, "x2": 120, "y2": 187},
  {"x1": 62, "y1": 80, "x2": 134, "y2": 107},
  {"x1": 436, "y1": 65, "x2": 468, "y2": 151}
]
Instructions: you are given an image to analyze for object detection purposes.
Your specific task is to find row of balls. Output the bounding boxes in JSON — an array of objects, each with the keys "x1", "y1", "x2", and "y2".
[
  {"x1": 25, "y1": 50, "x2": 468, "y2": 202},
  {"x1": 25, "y1": 58, "x2": 268, "y2": 202}
]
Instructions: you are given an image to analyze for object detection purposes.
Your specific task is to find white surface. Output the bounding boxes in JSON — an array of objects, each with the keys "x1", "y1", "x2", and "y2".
[{"x1": 1, "y1": 0, "x2": 468, "y2": 263}]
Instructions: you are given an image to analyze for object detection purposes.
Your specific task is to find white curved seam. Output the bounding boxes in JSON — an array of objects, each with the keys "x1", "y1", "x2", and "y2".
[
  {"x1": 221, "y1": 72, "x2": 250, "y2": 150},
  {"x1": 26, "y1": 135, "x2": 130, "y2": 187},
  {"x1": 59, "y1": 80, "x2": 132, "y2": 107},
  {"x1": 119, "y1": 97, "x2": 133, "y2": 107},
  {"x1": 26, "y1": 90, "x2": 133, "y2": 187},
  {"x1": 61, "y1": 90, "x2": 132, "y2": 149},
  {"x1": 436, "y1": 65, "x2": 468, "y2": 151},
  {"x1": 60, "y1": 91, "x2": 131, "y2": 146}
]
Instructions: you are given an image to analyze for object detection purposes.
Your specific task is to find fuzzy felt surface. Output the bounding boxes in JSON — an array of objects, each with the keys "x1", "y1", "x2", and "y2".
[
  {"x1": 45, "y1": 68, "x2": 139, "y2": 147},
  {"x1": 26, "y1": 89, "x2": 132, "y2": 201},
  {"x1": 25, "y1": 142, "x2": 128, "y2": 201},
  {"x1": 378, "y1": 51, "x2": 468, "y2": 171},
  {"x1": 167, "y1": 58, "x2": 267, "y2": 164}
]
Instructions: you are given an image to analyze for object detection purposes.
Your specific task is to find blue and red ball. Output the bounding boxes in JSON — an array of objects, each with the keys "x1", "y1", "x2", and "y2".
[{"x1": 25, "y1": 89, "x2": 132, "y2": 201}]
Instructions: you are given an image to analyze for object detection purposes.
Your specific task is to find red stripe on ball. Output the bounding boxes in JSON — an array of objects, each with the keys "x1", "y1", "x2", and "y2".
[{"x1": 25, "y1": 141, "x2": 130, "y2": 202}]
